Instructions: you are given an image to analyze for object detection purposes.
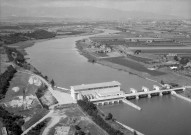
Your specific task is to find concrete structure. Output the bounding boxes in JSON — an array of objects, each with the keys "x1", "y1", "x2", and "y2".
[
  {"x1": 71, "y1": 80, "x2": 185, "y2": 108},
  {"x1": 91, "y1": 86, "x2": 185, "y2": 104},
  {"x1": 70, "y1": 81, "x2": 121, "y2": 101}
]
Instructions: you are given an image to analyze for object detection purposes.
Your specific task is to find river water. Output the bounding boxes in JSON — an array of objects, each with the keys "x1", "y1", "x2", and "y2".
[{"x1": 26, "y1": 29, "x2": 191, "y2": 135}]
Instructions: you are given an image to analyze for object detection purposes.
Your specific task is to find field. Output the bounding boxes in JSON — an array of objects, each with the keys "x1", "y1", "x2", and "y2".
[
  {"x1": 23, "y1": 108, "x2": 49, "y2": 130},
  {"x1": 57, "y1": 31, "x2": 85, "y2": 36},
  {"x1": 90, "y1": 36, "x2": 183, "y2": 47},
  {"x1": 3, "y1": 72, "x2": 38, "y2": 102},
  {"x1": 126, "y1": 55, "x2": 152, "y2": 63},
  {"x1": 139, "y1": 49, "x2": 191, "y2": 54},
  {"x1": 46, "y1": 106, "x2": 107, "y2": 135},
  {"x1": 102, "y1": 57, "x2": 165, "y2": 76}
]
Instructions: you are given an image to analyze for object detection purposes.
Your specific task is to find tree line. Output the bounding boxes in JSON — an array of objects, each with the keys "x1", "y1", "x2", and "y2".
[
  {"x1": 0, "y1": 65, "x2": 16, "y2": 100},
  {"x1": 0, "y1": 106, "x2": 24, "y2": 135},
  {"x1": 26, "y1": 118, "x2": 49, "y2": 135},
  {"x1": 1, "y1": 29, "x2": 56, "y2": 44},
  {"x1": 77, "y1": 98, "x2": 124, "y2": 135}
]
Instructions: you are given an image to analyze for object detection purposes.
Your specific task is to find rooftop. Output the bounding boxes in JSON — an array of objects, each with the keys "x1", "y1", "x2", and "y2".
[{"x1": 71, "y1": 81, "x2": 120, "y2": 91}]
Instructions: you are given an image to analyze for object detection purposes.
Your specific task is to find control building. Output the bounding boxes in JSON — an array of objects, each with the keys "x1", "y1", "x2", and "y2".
[{"x1": 70, "y1": 81, "x2": 123, "y2": 101}]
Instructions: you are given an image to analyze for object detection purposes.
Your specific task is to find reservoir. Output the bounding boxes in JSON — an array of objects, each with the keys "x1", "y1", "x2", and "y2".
[{"x1": 26, "y1": 29, "x2": 191, "y2": 135}]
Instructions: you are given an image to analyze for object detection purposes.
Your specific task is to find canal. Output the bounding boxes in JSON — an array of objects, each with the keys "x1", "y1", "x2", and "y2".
[{"x1": 26, "y1": 29, "x2": 191, "y2": 135}]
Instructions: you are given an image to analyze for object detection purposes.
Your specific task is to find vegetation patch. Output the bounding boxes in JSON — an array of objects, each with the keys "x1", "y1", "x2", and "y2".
[
  {"x1": 23, "y1": 108, "x2": 49, "y2": 130},
  {"x1": 103, "y1": 57, "x2": 165, "y2": 76},
  {"x1": 77, "y1": 98, "x2": 124, "y2": 135},
  {"x1": 0, "y1": 65, "x2": 16, "y2": 100},
  {"x1": 0, "y1": 106, "x2": 24, "y2": 135},
  {"x1": 36, "y1": 84, "x2": 58, "y2": 109},
  {"x1": 1, "y1": 29, "x2": 56, "y2": 44},
  {"x1": 26, "y1": 118, "x2": 50, "y2": 135}
]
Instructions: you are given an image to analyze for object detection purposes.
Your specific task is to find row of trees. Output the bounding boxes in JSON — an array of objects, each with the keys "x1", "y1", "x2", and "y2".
[
  {"x1": 0, "y1": 106, "x2": 24, "y2": 135},
  {"x1": 1, "y1": 33, "x2": 28, "y2": 44},
  {"x1": 24, "y1": 29, "x2": 56, "y2": 39},
  {"x1": 0, "y1": 65, "x2": 16, "y2": 100},
  {"x1": 77, "y1": 98, "x2": 124, "y2": 135},
  {"x1": 1, "y1": 29, "x2": 56, "y2": 44},
  {"x1": 26, "y1": 118, "x2": 49, "y2": 135}
]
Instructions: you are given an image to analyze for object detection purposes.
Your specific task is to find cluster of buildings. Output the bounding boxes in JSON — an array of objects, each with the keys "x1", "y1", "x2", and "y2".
[{"x1": 85, "y1": 38, "x2": 112, "y2": 54}]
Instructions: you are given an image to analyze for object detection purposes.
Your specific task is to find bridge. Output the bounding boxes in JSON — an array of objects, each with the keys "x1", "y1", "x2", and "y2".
[
  {"x1": 125, "y1": 87, "x2": 185, "y2": 100},
  {"x1": 90, "y1": 86, "x2": 185, "y2": 106}
]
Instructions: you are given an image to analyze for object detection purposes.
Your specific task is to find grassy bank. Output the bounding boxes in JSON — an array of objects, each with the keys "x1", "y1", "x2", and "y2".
[
  {"x1": 76, "y1": 40, "x2": 98, "y2": 63},
  {"x1": 77, "y1": 98, "x2": 133, "y2": 135},
  {"x1": 75, "y1": 38, "x2": 191, "y2": 99}
]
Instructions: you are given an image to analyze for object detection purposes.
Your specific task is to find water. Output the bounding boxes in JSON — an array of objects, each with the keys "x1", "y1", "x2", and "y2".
[
  {"x1": 26, "y1": 29, "x2": 191, "y2": 135},
  {"x1": 101, "y1": 96, "x2": 191, "y2": 135}
]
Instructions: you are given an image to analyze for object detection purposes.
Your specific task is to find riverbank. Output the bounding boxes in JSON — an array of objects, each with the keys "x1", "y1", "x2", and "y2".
[
  {"x1": 75, "y1": 39, "x2": 191, "y2": 98},
  {"x1": 75, "y1": 40, "x2": 162, "y2": 85},
  {"x1": 5, "y1": 30, "x2": 103, "y2": 56}
]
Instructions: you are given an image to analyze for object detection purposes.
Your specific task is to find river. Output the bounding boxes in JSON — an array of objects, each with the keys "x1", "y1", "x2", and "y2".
[{"x1": 26, "y1": 29, "x2": 191, "y2": 135}]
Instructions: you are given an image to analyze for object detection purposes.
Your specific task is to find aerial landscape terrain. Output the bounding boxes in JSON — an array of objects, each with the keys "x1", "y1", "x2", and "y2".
[{"x1": 0, "y1": 0, "x2": 191, "y2": 135}]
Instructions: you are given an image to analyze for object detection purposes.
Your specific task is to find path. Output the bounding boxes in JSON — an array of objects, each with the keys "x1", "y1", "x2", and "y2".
[
  {"x1": 42, "y1": 115, "x2": 65, "y2": 135},
  {"x1": 21, "y1": 110, "x2": 54, "y2": 135}
]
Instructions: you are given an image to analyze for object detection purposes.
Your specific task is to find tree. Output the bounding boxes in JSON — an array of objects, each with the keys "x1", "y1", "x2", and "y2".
[
  {"x1": 50, "y1": 79, "x2": 55, "y2": 87},
  {"x1": 179, "y1": 57, "x2": 189, "y2": 65},
  {"x1": 174, "y1": 55, "x2": 179, "y2": 61},
  {"x1": 105, "y1": 113, "x2": 113, "y2": 120},
  {"x1": 134, "y1": 130, "x2": 138, "y2": 135},
  {"x1": 75, "y1": 125, "x2": 81, "y2": 130},
  {"x1": 161, "y1": 80, "x2": 164, "y2": 85},
  {"x1": 44, "y1": 76, "x2": 48, "y2": 81}
]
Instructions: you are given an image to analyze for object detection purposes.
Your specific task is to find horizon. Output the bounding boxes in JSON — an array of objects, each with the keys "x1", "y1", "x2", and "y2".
[{"x1": 0, "y1": 0, "x2": 191, "y2": 20}]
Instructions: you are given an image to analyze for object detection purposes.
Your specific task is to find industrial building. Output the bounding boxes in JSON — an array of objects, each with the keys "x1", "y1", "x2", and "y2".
[{"x1": 70, "y1": 81, "x2": 123, "y2": 100}]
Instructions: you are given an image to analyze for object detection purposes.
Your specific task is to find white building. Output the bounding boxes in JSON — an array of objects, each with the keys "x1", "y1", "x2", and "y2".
[{"x1": 70, "y1": 81, "x2": 122, "y2": 101}]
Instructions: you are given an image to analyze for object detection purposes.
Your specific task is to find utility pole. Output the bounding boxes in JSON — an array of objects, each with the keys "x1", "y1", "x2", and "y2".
[
  {"x1": 23, "y1": 83, "x2": 29, "y2": 110},
  {"x1": 0, "y1": 47, "x2": 2, "y2": 74}
]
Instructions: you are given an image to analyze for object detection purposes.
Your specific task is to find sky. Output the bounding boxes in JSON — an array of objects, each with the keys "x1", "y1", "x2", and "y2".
[{"x1": 0, "y1": 0, "x2": 191, "y2": 19}]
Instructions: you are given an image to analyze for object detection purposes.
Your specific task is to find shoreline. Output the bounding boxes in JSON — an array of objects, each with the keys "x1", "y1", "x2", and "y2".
[
  {"x1": 75, "y1": 39, "x2": 191, "y2": 95},
  {"x1": 5, "y1": 28, "x2": 191, "y2": 95},
  {"x1": 5, "y1": 30, "x2": 103, "y2": 56},
  {"x1": 75, "y1": 40, "x2": 163, "y2": 86}
]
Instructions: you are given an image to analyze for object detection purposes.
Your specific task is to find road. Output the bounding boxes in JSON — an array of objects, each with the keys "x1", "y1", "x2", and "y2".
[
  {"x1": 21, "y1": 110, "x2": 54, "y2": 135},
  {"x1": 17, "y1": 69, "x2": 75, "y2": 104}
]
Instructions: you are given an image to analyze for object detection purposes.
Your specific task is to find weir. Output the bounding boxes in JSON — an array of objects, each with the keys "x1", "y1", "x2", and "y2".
[
  {"x1": 90, "y1": 86, "x2": 185, "y2": 106},
  {"x1": 125, "y1": 87, "x2": 185, "y2": 100}
]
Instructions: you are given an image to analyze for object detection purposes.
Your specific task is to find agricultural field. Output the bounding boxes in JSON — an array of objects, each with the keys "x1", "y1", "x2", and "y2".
[
  {"x1": 57, "y1": 30, "x2": 85, "y2": 36},
  {"x1": 126, "y1": 54, "x2": 153, "y2": 63},
  {"x1": 102, "y1": 57, "x2": 165, "y2": 76},
  {"x1": 132, "y1": 49, "x2": 191, "y2": 54}
]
